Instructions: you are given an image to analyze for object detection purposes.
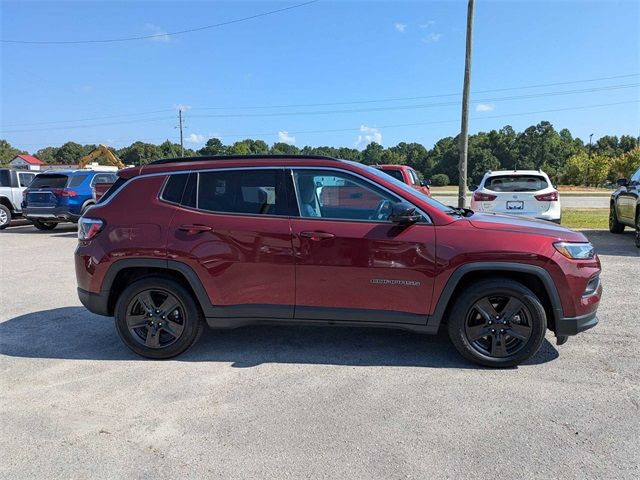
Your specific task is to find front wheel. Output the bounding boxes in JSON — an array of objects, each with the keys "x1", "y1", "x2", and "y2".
[
  {"x1": 0, "y1": 205, "x2": 11, "y2": 229},
  {"x1": 447, "y1": 280, "x2": 547, "y2": 368},
  {"x1": 32, "y1": 219, "x2": 57, "y2": 230},
  {"x1": 609, "y1": 203, "x2": 625, "y2": 233},
  {"x1": 114, "y1": 276, "x2": 204, "y2": 359}
]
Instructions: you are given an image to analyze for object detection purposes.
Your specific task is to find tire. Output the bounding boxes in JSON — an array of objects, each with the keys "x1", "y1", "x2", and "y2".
[
  {"x1": 32, "y1": 219, "x2": 57, "y2": 231},
  {"x1": 609, "y1": 203, "x2": 625, "y2": 233},
  {"x1": 635, "y1": 209, "x2": 639, "y2": 248},
  {"x1": 0, "y1": 204, "x2": 11, "y2": 230},
  {"x1": 114, "y1": 276, "x2": 204, "y2": 359},
  {"x1": 447, "y1": 279, "x2": 547, "y2": 368}
]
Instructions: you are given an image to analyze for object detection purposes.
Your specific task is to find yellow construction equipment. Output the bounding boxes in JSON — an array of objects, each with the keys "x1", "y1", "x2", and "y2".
[{"x1": 78, "y1": 144, "x2": 125, "y2": 170}]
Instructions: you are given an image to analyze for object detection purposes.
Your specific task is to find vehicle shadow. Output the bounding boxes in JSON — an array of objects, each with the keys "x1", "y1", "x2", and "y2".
[
  {"x1": 0, "y1": 307, "x2": 559, "y2": 369},
  {"x1": 581, "y1": 230, "x2": 639, "y2": 257},
  {"x1": 0, "y1": 224, "x2": 77, "y2": 235}
]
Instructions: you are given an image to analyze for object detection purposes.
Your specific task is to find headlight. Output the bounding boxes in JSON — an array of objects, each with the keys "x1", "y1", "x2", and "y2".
[{"x1": 553, "y1": 241, "x2": 595, "y2": 259}]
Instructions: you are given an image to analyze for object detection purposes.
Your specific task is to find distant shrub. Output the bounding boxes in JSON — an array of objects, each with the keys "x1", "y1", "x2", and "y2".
[{"x1": 431, "y1": 174, "x2": 450, "y2": 186}]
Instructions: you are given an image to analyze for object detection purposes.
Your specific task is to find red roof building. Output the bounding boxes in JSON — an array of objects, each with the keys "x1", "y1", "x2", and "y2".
[{"x1": 9, "y1": 154, "x2": 46, "y2": 170}]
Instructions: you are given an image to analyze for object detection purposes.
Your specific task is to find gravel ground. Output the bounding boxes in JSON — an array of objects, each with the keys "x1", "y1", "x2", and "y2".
[{"x1": 1, "y1": 224, "x2": 638, "y2": 479}]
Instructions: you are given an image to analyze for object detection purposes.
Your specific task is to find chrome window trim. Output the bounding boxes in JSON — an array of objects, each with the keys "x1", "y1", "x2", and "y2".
[{"x1": 99, "y1": 165, "x2": 432, "y2": 223}]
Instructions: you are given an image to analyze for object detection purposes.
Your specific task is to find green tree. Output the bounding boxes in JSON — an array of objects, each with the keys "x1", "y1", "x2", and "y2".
[
  {"x1": 197, "y1": 138, "x2": 227, "y2": 156},
  {"x1": 117, "y1": 142, "x2": 161, "y2": 165},
  {"x1": 609, "y1": 147, "x2": 640, "y2": 180},
  {"x1": 227, "y1": 139, "x2": 269, "y2": 155},
  {"x1": 35, "y1": 146, "x2": 58, "y2": 164},
  {"x1": 431, "y1": 174, "x2": 450, "y2": 186},
  {"x1": 270, "y1": 142, "x2": 300, "y2": 155},
  {"x1": 361, "y1": 142, "x2": 384, "y2": 165},
  {"x1": 54, "y1": 142, "x2": 94, "y2": 164},
  {"x1": 0, "y1": 139, "x2": 25, "y2": 164}
]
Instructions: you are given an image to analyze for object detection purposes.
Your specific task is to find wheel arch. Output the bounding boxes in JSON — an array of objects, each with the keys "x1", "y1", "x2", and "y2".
[
  {"x1": 428, "y1": 263, "x2": 563, "y2": 333},
  {"x1": 103, "y1": 259, "x2": 212, "y2": 317},
  {"x1": 0, "y1": 195, "x2": 15, "y2": 212}
]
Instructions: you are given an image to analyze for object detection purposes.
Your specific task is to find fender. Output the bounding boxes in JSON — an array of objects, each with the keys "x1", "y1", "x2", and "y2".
[{"x1": 426, "y1": 262, "x2": 563, "y2": 330}]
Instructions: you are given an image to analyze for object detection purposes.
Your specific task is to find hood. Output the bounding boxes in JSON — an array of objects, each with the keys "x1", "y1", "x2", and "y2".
[{"x1": 468, "y1": 212, "x2": 587, "y2": 242}]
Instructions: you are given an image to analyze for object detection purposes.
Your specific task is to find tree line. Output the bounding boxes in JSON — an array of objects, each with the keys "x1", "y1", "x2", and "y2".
[{"x1": 1, "y1": 121, "x2": 638, "y2": 186}]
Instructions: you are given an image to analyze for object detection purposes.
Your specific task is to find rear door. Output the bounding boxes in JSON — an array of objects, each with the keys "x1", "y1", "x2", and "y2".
[
  {"x1": 618, "y1": 169, "x2": 640, "y2": 223},
  {"x1": 167, "y1": 168, "x2": 296, "y2": 318},
  {"x1": 289, "y1": 168, "x2": 436, "y2": 323}
]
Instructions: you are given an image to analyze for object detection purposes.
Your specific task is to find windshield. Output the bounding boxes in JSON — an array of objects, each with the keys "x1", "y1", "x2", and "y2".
[
  {"x1": 29, "y1": 174, "x2": 69, "y2": 189},
  {"x1": 352, "y1": 162, "x2": 454, "y2": 213}
]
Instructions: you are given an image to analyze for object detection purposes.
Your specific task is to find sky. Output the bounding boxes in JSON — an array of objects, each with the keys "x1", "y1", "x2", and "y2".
[{"x1": 1, "y1": 0, "x2": 639, "y2": 154}]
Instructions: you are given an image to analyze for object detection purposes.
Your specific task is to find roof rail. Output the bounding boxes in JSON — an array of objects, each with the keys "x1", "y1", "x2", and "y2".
[{"x1": 149, "y1": 154, "x2": 340, "y2": 165}]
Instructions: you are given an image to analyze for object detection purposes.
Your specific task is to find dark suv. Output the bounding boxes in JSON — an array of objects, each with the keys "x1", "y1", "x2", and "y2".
[
  {"x1": 75, "y1": 155, "x2": 601, "y2": 367},
  {"x1": 609, "y1": 167, "x2": 640, "y2": 247}
]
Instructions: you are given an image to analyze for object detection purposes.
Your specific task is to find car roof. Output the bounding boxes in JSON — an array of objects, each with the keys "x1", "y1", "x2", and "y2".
[
  {"x1": 39, "y1": 169, "x2": 106, "y2": 175},
  {"x1": 149, "y1": 154, "x2": 340, "y2": 165}
]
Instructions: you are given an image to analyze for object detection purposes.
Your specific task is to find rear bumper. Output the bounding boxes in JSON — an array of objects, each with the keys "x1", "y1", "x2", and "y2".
[
  {"x1": 24, "y1": 207, "x2": 80, "y2": 223},
  {"x1": 555, "y1": 312, "x2": 598, "y2": 336},
  {"x1": 78, "y1": 287, "x2": 111, "y2": 317}
]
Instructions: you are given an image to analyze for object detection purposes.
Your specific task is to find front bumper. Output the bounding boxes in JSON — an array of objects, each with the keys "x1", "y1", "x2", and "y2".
[
  {"x1": 555, "y1": 312, "x2": 598, "y2": 336},
  {"x1": 78, "y1": 287, "x2": 111, "y2": 317},
  {"x1": 24, "y1": 206, "x2": 81, "y2": 223}
]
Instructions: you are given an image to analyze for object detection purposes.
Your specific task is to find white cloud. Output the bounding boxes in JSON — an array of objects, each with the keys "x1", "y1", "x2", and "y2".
[
  {"x1": 185, "y1": 133, "x2": 205, "y2": 144},
  {"x1": 394, "y1": 23, "x2": 407, "y2": 33},
  {"x1": 424, "y1": 32, "x2": 443, "y2": 43},
  {"x1": 278, "y1": 131, "x2": 296, "y2": 145},
  {"x1": 475, "y1": 103, "x2": 495, "y2": 112},
  {"x1": 419, "y1": 20, "x2": 435, "y2": 28},
  {"x1": 174, "y1": 104, "x2": 191, "y2": 112},
  {"x1": 146, "y1": 24, "x2": 170, "y2": 42},
  {"x1": 355, "y1": 125, "x2": 382, "y2": 149}
]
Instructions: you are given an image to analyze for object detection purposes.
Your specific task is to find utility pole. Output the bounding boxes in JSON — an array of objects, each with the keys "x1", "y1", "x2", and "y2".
[
  {"x1": 178, "y1": 109, "x2": 185, "y2": 157},
  {"x1": 458, "y1": 0, "x2": 475, "y2": 208},
  {"x1": 586, "y1": 133, "x2": 593, "y2": 187}
]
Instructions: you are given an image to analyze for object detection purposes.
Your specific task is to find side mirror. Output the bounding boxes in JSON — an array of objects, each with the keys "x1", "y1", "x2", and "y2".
[
  {"x1": 389, "y1": 202, "x2": 421, "y2": 226},
  {"x1": 617, "y1": 178, "x2": 628, "y2": 187},
  {"x1": 421, "y1": 179, "x2": 431, "y2": 187},
  {"x1": 469, "y1": 185, "x2": 478, "y2": 192}
]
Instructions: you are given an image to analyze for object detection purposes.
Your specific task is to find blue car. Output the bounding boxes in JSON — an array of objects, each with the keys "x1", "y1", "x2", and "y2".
[{"x1": 22, "y1": 170, "x2": 117, "y2": 230}]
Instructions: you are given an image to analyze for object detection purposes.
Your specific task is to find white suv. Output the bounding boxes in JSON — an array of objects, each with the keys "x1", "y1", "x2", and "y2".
[{"x1": 470, "y1": 170, "x2": 561, "y2": 223}]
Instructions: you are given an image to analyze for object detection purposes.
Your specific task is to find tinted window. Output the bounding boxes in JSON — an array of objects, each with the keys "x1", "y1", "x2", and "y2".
[
  {"x1": 18, "y1": 172, "x2": 36, "y2": 187},
  {"x1": 293, "y1": 169, "x2": 399, "y2": 221},
  {"x1": 630, "y1": 169, "x2": 640, "y2": 185},
  {"x1": 91, "y1": 173, "x2": 117, "y2": 186},
  {"x1": 29, "y1": 174, "x2": 69, "y2": 189},
  {"x1": 0, "y1": 170, "x2": 11, "y2": 187},
  {"x1": 68, "y1": 174, "x2": 90, "y2": 187},
  {"x1": 380, "y1": 169, "x2": 404, "y2": 182},
  {"x1": 197, "y1": 169, "x2": 283, "y2": 216},
  {"x1": 485, "y1": 175, "x2": 548, "y2": 192},
  {"x1": 161, "y1": 174, "x2": 188, "y2": 203},
  {"x1": 97, "y1": 177, "x2": 127, "y2": 204}
]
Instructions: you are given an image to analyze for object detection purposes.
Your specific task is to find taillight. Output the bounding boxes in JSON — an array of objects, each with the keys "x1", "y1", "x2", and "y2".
[
  {"x1": 534, "y1": 191, "x2": 558, "y2": 201},
  {"x1": 50, "y1": 188, "x2": 78, "y2": 197},
  {"x1": 473, "y1": 191, "x2": 497, "y2": 201},
  {"x1": 78, "y1": 217, "x2": 104, "y2": 241}
]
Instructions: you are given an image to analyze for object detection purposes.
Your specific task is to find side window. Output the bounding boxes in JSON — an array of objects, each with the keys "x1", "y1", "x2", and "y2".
[
  {"x1": 197, "y1": 169, "x2": 286, "y2": 216},
  {"x1": 68, "y1": 174, "x2": 90, "y2": 187},
  {"x1": 91, "y1": 173, "x2": 115, "y2": 186},
  {"x1": 293, "y1": 169, "x2": 400, "y2": 221},
  {"x1": 408, "y1": 169, "x2": 420, "y2": 185},
  {"x1": 18, "y1": 173, "x2": 36, "y2": 187},
  {"x1": 630, "y1": 169, "x2": 640, "y2": 185},
  {"x1": 161, "y1": 174, "x2": 189, "y2": 204}
]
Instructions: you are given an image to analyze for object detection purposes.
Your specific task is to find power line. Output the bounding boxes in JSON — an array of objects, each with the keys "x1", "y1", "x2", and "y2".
[
  {"x1": 3, "y1": 73, "x2": 637, "y2": 128},
  {"x1": 1, "y1": 1, "x2": 320, "y2": 44},
  {"x1": 11, "y1": 100, "x2": 638, "y2": 147}
]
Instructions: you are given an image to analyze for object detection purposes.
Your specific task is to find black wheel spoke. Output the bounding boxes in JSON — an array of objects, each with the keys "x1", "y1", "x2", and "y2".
[
  {"x1": 467, "y1": 324, "x2": 490, "y2": 341},
  {"x1": 137, "y1": 291, "x2": 155, "y2": 311},
  {"x1": 508, "y1": 323, "x2": 531, "y2": 341},
  {"x1": 501, "y1": 297, "x2": 524, "y2": 322},
  {"x1": 161, "y1": 318, "x2": 184, "y2": 338},
  {"x1": 475, "y1": 298, "x2": 498, "y2": 321},
  {"x1": 145, "y1": 328, "x2": 160, "y2": 348},
  {"x1": 127, "y1": 314, "x2": 148, "y2": 329},
  {"x1": 158, "y1": 294, "x2": 179, "y2": 316},
  {"x1": 490, "y1": 334, "x2": 508, "y2": 357}
]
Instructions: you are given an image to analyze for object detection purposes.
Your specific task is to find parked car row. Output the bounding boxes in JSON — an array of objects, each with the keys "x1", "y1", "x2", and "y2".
[{"x1": 0, "y1": 168, "x2": 117, "y2": 230}]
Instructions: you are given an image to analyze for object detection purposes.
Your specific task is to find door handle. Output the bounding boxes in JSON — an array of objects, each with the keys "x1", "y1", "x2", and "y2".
[
  {"x1": 299, "y1": 231, "x2": 335, "y2": 241},
  {"x1": 178, "y1": 224, "x2": 213, "y2": 234}
]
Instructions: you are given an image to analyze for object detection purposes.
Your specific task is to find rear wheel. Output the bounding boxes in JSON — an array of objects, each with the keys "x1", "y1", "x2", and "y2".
[
  {"x1": 609, "y1": 203, "x2": 625, "y2": 233},
  {"x1": 32, "y1": 219, "x2": 57, "y2": 230},
  {"x1": 0, "y1": 205, "x2": 11, "y2": 229},
  {"x1": 114, "y1": 276, "x2": 204, "y2": 359},
  {"x1": 447, "y1": 280, "x2": 547, "y2": 368}
]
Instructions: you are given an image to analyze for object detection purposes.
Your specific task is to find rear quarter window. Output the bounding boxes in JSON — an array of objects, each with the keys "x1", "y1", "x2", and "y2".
[
  {"x1": 485, "y1": 175, "x2": 548, "y2": 192},
  {"x1": 380, "y1": 169, "x2": 404, "y2": 182},
  {"x1": 68, "y1": 174, "x2": 90, "y2": 187},
  {"x1": 161, "y1": 174, "x2": 189, "y2": 204},
  {"x1": 0, "y1": 170, "x2": 11, "y2": 187}
]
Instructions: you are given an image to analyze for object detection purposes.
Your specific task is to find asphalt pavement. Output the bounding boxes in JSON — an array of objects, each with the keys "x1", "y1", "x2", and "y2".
[{"x1": 0, "y1": 224, "x2": 638, "y2": 479}]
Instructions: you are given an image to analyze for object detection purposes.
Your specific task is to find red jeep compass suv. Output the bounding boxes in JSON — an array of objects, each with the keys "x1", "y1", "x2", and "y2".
[{"x1": 75, "y1": 155, "x2": 601, "y2": 367}]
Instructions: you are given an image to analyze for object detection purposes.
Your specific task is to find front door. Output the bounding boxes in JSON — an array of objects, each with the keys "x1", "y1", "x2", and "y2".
[
  {"x1": 289, "y1": 168, "x2": 436, "y2": 324},
  {"x1": 167, "y1": 168, "x2": 296, "y2": 318}
]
